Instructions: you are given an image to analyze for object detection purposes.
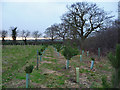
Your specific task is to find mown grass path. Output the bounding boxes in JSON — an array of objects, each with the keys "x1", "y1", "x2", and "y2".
[{"x1": 2, "y1": 45, "x2": 113, "y2": 88}]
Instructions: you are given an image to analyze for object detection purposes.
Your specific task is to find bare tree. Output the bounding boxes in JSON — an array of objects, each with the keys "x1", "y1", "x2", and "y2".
[
  {"x1": 61, "y1": 2, "x2": 113, "y2": 49},
  {"x1": 10, "y1": 27, "x2": 18, "y2": 43},
  {"x1": 44, "y1": 24, "x2": 58, "y2": 41},
  {"x1": 0, "y1": 30, "x2": 8, "y2": 42},
  {"x1": 21, "y1": 30, "x2": 30, "y2": 44},
  {"x1": 55, "y1": 23, "x2": 69, "y2": 41},
  {"x1": 67, "y1": 26, "x2": 80, "y2": 40},
  {"x1": 32, "y1": 31, "x2": 42, "y2": 41}
]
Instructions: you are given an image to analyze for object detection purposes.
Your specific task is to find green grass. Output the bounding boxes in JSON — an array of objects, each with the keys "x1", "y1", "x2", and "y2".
[
  {"x1": 2, "y1": 45, "x2": 113, "y2": 88},
  {"x1": 2, "y1": 45, "x2": 42, "y2": 84}
]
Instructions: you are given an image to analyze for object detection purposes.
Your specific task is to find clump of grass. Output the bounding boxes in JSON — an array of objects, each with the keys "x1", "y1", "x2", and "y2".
[
  {"x1": 25, "y1": 65, "x2": 34, "y2": 73},
  {"x1": 38, "y1": 51, "x2": 42, "y2": 56},
  {"x1": 91, "y1": 57, "x2": 95, "y2": 61},
  {"x1": 101, "y1": 75, "x2": 110, "y2": 88}
]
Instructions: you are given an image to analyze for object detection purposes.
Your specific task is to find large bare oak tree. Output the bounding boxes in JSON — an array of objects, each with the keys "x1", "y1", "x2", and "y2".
[{"x1": 61, "y1": 2, "x2": 113, "y2": 49}]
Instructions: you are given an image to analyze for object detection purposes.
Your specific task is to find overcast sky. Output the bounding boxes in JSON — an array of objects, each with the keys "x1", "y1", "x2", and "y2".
[{"x1": 1, "y1": 0, "x2": 119, "y2": 37}]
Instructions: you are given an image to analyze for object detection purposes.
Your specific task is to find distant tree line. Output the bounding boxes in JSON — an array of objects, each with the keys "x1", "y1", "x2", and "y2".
[
  {"x1": 43, "y1": 2, "x2": 119, "y2": 53},
  {"x1": 0, "y1": 27, "x2": 43, "y2": 45},
  {"x1": 1, "y1": 2, "x2": 119, "y2": 53},
  {"x1": 84, "y1": 20, "x2": 119, "y2": 56}
]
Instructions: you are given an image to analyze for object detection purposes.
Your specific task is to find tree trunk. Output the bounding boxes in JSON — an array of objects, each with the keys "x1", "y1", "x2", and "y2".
[
  {"x1": 24, "y1": 38, "x2": 27, "y2": 45},
  {"x1": 51, "y1": 38, "x2": 54, "y2": 42},
  {"x1": 12, "y1": 36, "x2": 16, "y2": 44},
  {"x1": 80, "y1": 38, "x2": 85, "y2": 50},
  {"x1": 35, "y1": 38, "x2": 37, "y2": 41},
  {"x1": 2, "y1": 38, "x2": 5, "y2": 45},
  {"x1": 51, "y1": 36, "x2": 54, "y2": 42},
  {"x1": 2, "y1": 38, "x2": 5, "y2": 42},
  {"x1": 13, "y1": 37, "x2": 16, "y2": 45},
  {"x1": 13, "y1": 37, "x2": 16, "y2": 41},
  {"x1": 63, "y1": 36, "x2": 65, "y2": 42}
]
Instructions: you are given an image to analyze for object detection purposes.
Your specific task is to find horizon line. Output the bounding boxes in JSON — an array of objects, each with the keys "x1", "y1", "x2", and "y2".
[{"x1": 0, "y1": 37, "x2": 49, "y2": 40}]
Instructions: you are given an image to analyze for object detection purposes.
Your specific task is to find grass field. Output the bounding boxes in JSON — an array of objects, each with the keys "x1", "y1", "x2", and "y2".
[{"x1": 2, "y1": 45, "x2": 113, "y2": 88}]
